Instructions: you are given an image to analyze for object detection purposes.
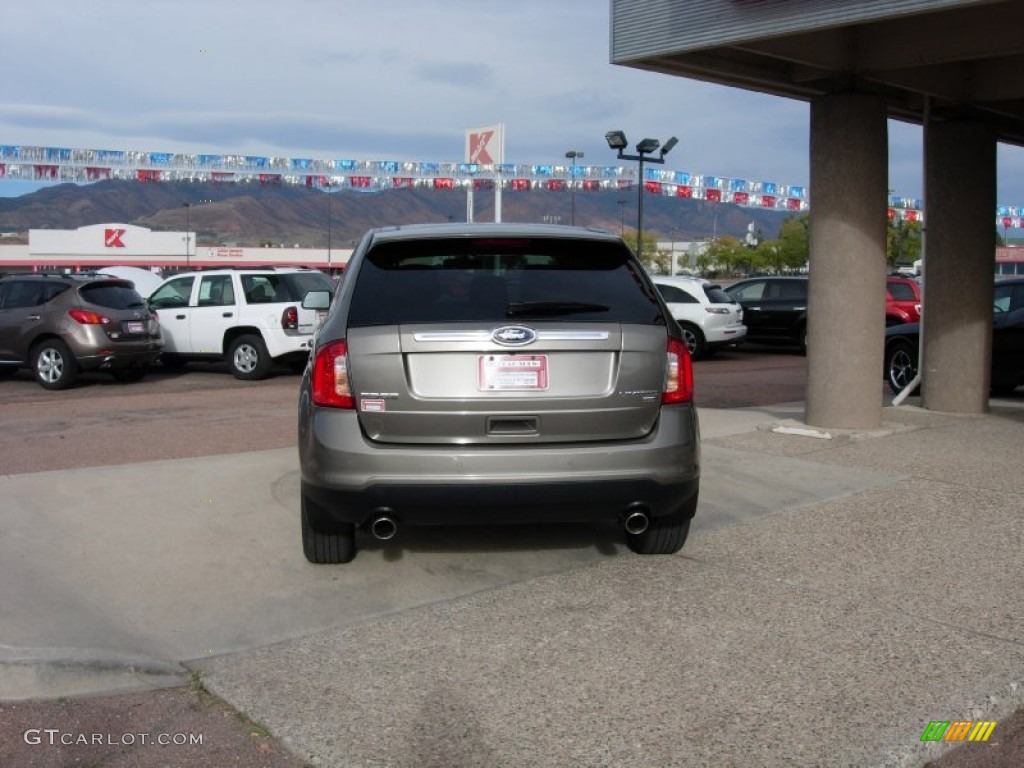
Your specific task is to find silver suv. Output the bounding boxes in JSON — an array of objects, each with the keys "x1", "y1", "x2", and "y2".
[
  {"x1": 297, "y1": 223, "x2": 701, "y2": 563},
  {"x1": 0, "y1": 272, "x2": 162, "y2": 390}
]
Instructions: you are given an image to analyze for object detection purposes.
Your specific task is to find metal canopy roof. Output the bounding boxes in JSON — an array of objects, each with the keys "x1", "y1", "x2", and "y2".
[{"x1": 611, "y1": 0, "x2": 1024, "y2": 146}]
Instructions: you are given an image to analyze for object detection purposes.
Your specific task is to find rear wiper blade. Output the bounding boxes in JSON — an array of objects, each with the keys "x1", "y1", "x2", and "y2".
[{"x1": 506, "y1": 301, "x2": 610, "y2": 317}]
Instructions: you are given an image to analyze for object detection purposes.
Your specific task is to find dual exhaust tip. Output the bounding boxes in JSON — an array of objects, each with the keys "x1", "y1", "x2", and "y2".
[
  {"x1": 369, "y1": 512, "x2": 398, "y2": 541},
  {"x1": 370, "y1": 507, "x2": 650, "y2": 540},
  {"x1": 622, "y1": 507, "x2": 650, "y2": 535}
]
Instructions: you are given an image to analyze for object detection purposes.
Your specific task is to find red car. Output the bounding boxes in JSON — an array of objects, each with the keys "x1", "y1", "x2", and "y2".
[{"x1": 886, "y1": 276, "x2": 922, "y2": 325}]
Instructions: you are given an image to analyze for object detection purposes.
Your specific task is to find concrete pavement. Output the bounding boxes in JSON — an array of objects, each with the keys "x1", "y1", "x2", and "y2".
[{"x1": 2, "y1": 400, "x2": 1022, "y2": 766}]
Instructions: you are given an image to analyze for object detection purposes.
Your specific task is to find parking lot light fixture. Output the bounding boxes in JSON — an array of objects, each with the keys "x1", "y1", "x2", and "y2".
[
  {"x1": 605, "y1": 130, "x2": 628, "y2": 151},
  {"x1": 606, "y1": 132, "x2": 679, "y2": 262}
]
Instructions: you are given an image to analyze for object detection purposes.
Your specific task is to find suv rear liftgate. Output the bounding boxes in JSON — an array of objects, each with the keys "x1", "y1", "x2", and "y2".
[{"x1": 298, "y1": 224, "x2": 700, "y2": 562}]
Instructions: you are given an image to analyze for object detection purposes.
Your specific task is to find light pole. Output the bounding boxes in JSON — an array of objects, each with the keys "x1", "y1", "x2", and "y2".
[
  {"x1": 325, "y1": 180, "x2": 332, "y2": 269},
  {"x1": 617, "y1": 198, "x2": 626, "y2": 235},
  {"x1": 182, "y1": 202, "x2": 191, "y2": 269},
  {"x1": 605, "y1": 131, "x2": 678, "y2": 263},
  {"x1": 565, "y1": 149, "x2": 583, "y2": 226}
]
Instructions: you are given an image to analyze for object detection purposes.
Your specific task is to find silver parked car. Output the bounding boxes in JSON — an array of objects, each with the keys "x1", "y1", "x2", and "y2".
[{"x1": 297, "y1": 223, "x2": 701, "y2": 563}]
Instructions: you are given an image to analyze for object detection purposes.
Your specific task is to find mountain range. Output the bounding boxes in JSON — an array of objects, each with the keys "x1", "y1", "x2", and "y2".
[{"x1": 0, "y1": 180, "x2": 792, "y2": 248}]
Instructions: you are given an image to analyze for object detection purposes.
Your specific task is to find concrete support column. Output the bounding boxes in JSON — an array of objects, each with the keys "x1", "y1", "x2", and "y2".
[
  {"x1": 922, "y1": 120, "x2": 996, "y2": 413},
  {"x1": 806, "y1": 93, "x2": 888, "y2": 429}
]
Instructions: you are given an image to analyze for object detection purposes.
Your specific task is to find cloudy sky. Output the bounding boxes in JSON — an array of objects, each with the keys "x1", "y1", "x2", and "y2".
[{"x1": 3, "y1": 0, "x2": 1024, "y2": 210}]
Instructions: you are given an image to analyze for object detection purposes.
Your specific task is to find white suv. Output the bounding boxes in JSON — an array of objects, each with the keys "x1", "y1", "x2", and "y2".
[
  {"x1": 652, "y1": 276, "x2": 746, "y2": 359},
  {"x1": 148, "y1": 267, "x2": 333, "y2": 379}
]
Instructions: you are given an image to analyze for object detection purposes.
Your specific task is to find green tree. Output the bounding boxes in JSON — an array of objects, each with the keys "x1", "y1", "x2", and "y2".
[
  {"x1": 886, "y1": 219, "x2": 922, "y2": 269},
  {"x1": 622, "y1": 229, "x2": 664, "y2": 272},
  {"x1": 775, "y1": 214, "x2": 810, "y2": 270},
  {"x1": 705, "y1": 236, "x2": 748, "y2": 275},
  {"x1": 696, "y1": 250, "x2": 716, "y2": 277}
]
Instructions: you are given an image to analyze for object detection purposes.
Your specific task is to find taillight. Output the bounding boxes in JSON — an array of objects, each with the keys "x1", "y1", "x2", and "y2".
[
  {"x1": 282, "y1": 306, "x2": 299, "y2": 330},
  {"x1": 68, "y1": 309, "x2": 111, "y2": 325},
  {"x1": 662, "y1": 338, "x2": 694, "y2": 404},
  {"x1": 312, "y1": 340, "x2": 355, "y2": 409}
]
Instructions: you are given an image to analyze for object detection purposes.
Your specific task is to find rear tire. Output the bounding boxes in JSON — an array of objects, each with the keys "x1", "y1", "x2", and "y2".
[
  {"x1": 228, "y1": 334, "x2": 272, "y2": 380},
  {"x1": 678, "y1": 323, "x2": 707, "y2": 360},
  {"x1": 301, "y1": 492, "x2": 356, "y2": 564},
  {"x1": 626, "y1": 499, "x2": 695, "y2": 555},
  {"x1": 32, "y1": 339, "x2": 79, "y2": 390},
  {"x1": 886, "y1": 339, "x2": 920, "y2": 395}
]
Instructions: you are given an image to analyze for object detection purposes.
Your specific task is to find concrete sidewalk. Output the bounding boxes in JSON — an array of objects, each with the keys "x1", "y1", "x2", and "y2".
[
  {"x1": 2, "y1": 402, "x2": 1023, "y2": 766},
  {"x1": 196, "y1": 402, "x2": 1022, "y2": 767}
]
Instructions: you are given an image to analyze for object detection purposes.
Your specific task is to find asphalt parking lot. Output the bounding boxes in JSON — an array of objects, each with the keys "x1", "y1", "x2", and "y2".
[{"x1": 2, "y1": 349, "x2": 1021, "y2": 767}]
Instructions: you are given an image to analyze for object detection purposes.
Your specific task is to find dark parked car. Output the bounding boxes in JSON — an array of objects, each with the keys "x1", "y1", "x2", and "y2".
[
  {"x1": 297, "y1": 223, "x2": 701, "y2": 563},
  {"x1": 726, "y1": 274, "x2": 926, "y2": 353},
  {"x1": 724, "y1": 276, "x2": 809, "y2": 352},
  {"x1": 0, "y1": 272, "x2": 163, "y2": 390},
  {"x1": 885, "y1": 277, "x2": 1024, "y2": 395}
]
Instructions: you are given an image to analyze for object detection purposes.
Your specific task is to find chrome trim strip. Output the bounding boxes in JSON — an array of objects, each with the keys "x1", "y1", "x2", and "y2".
[
  {"x1": 412, "y1": 330, "x2": 611, "y2": 342},
  {"x1": 536, "y1": 330, "x2": 610, "y2": 340},
  {"x1": 413, "y1": 331, "x2": 492, "y2": 342}
]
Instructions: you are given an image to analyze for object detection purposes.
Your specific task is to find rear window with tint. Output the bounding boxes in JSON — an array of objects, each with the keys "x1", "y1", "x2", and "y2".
[
  {"x1": 79, "y1": 282, "x2": 147, "y2": 310},
  {"x1": 280, "y1": 272, "x2": 333, "y2": 300},
  {"x1": 242, "y1": 272, "x2": 333, "y2": 304},
  {"x1": 703, "y1": 285, "x2": 734, "y2": 304},
  {"x1": 348, "y1": 237, "x2": 665, "y2": 326},
  {"x1": 888, "y1": 282, "x2": 918, "y2": 301}
]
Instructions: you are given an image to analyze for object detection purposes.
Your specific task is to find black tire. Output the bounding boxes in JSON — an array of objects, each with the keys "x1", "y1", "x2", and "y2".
[
  {"x1": 678, "y1": 323, "x2": 707, "y2": 360},
  {"x1": 111, "y1": 367, "x2": 147, "y2": 383},
  {"x1": 32, "y1": 339, "x2": 79, "y2": 391},
  {"x1": 626, "y1": 499, "x2": 695, "y2": 555},
  {"x1": 301, "y1": 492, "x2": 356, "y2": 564},
  {"x1": 886, "y1": 339, "x2": 920, "y2": 395},
  {"x1": 228, "y1": 334, "x2": 272, "y2": 380}
]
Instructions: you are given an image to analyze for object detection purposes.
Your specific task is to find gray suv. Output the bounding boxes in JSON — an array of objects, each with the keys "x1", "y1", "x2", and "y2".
[
  {"x1": 297, "y1": 223, "x2": 701, "y2": 563},
  {"x1": 0, "y1": 272, "x2": 163, "y2": 390}
]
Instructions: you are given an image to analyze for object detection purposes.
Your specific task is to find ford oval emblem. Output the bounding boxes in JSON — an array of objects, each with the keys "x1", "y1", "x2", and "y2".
[{"x1": 492, "y1": 325, "x2": 537, "y2": 346}]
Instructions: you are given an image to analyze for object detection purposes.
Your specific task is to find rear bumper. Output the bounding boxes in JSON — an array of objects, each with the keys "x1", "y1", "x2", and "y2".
[
  {"x1": 705, "y1": 324, "x2": 747, "y2": 347},
  {"x1": 299, "y1": 401, "x2": 701, "y2": 528},
  {"x1": 263, "y1": 330, "x2": 316, "y2": 360},
  {"x1": 66, "y1": 335, "x2": 163, "y2": 371}
]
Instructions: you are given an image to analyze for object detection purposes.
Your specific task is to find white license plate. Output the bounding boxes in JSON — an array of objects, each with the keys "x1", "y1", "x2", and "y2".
[
  {"x1": 478, "y1": 354, "x2": 549, "y2": 391},
  {"x1": 125, "y1": 321, "x2": 145, "y2": 333}
]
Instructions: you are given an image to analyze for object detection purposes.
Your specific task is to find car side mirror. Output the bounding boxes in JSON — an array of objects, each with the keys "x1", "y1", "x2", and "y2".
[{"x1": 302, "y1": 290, "x2": 331, "y2": 310}]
